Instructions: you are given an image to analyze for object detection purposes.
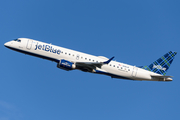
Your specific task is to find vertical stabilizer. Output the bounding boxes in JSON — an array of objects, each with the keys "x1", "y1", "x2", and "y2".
[{"x1": 142, "y1": 51, "x2": 177, "y2": 75}]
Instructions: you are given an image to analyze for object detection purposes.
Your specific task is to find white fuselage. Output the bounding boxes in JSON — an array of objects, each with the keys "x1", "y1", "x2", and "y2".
[{"x1": 4, "y1": 38, "x2": 170, "y2": 81}]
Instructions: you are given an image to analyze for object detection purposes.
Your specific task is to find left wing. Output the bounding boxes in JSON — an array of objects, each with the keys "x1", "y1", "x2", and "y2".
[{"x1": 75, "y1": 56, "x2": 114, "y2": 71}]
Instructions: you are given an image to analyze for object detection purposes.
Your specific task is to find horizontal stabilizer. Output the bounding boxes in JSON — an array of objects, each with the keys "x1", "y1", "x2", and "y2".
[
  {"x1": 151, "y1": 75, "x2": 173, "y2": 78},
  {"x1": 151, "y1": 75, "x2": 173, "y2": 81}
]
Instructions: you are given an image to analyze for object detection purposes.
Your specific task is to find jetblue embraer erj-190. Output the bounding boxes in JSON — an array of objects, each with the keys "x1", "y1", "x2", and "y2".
[{"x1": 4, "y1": 38, "x2": 177, "y2": 81}]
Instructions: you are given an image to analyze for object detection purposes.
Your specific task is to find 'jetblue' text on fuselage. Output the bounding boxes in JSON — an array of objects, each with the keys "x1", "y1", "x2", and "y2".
[{"x1": 35, "y1": 43, "x2": 61, "y2": 55}]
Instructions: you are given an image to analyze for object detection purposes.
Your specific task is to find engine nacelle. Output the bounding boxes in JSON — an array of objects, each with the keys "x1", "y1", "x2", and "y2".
[{"x1": 57, "y1": 59, "x2": 76, "y2": 71}]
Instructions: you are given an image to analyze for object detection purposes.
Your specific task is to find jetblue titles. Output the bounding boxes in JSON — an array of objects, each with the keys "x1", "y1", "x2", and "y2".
[
  {"x1": 153, "y1": 65, "x2": 166, "y2": 71},
  {"x1": 35, "y1": 43, "x2": 61, "y2": 55}
]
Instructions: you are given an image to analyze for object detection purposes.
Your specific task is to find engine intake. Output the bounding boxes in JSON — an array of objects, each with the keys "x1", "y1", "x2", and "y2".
[{"x1": 57, "y1": 59, "x2": 76, "y2": 71}]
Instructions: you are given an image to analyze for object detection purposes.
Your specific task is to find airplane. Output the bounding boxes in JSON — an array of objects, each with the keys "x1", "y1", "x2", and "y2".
[{"x1": 4, "y1": 38, "x2": 177, "y2": 81}]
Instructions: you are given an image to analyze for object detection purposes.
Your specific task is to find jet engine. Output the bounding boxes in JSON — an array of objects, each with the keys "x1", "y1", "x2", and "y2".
[{"x1": 57, "y1": 59, "x2": 76, "y2": 71}]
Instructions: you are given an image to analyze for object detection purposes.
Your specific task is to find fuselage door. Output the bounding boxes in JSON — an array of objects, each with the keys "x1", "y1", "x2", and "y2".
[
  {"x1": 132, "y1": 66, "x2": 138, "y2": 77},
  {"x1": 26, "y1": 40, "x2": 33, "y2": 50}
]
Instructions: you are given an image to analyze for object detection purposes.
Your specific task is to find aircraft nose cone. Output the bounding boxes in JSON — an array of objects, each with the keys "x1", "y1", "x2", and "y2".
[
  {"x1": 4, "y1": 42, "x2": 8, "y2": 47},
  {"x1": 4, "y1": 42, "x2": 10, "y2": 47}
]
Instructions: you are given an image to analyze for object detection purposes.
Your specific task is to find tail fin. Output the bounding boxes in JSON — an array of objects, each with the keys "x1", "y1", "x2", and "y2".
[{"x1": 142, "y1": 51, "x2": 177, "y2": 75}]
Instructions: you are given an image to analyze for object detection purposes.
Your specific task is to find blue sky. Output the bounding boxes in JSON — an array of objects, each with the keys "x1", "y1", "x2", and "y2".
[{"x1": 1, "y1": 0, "x2": 180, "y2": 120}]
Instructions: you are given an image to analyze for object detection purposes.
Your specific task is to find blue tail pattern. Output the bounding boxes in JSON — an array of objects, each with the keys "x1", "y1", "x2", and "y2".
[{"x1": 142, "y1": 51, "x2": 177, "y2": 75}]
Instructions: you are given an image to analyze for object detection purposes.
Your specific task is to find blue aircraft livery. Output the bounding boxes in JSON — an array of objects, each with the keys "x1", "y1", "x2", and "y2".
[
  {"x1": 35, "y1": 43, "x2": 61, "y2": 55},
  {"x1": 142, "y1": 51, "x2": 177, "y2": 75},
  {"x1": 4, "y1": 38, "x2": 178, "y2": 82}
]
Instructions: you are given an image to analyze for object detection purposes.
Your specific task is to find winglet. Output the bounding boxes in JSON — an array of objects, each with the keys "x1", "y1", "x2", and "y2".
[{"x1": 103, "y1": 56, "x2": 114, "y2": 64}]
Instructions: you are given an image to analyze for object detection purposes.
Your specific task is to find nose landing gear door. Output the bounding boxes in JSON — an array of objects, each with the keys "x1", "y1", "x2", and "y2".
[{"x1": 26, "y1": 40, "x2": 33, "y2": 50}]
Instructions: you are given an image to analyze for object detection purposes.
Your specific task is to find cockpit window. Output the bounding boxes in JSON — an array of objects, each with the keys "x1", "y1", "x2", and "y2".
[{"x1": 13, "y1": 39, "x2": 21, "y2": 42}]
